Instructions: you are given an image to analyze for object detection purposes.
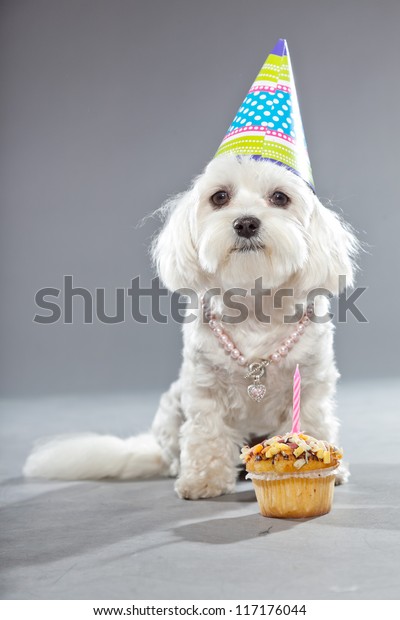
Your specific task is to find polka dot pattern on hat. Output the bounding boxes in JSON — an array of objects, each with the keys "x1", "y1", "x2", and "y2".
[{"x1": 228, "y1": 89, "x2": 295, "y2": 139}]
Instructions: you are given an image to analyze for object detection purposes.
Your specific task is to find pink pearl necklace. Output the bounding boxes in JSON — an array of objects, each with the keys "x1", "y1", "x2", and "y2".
[{"x1": 202, "y1": 298, "x2": 314, "y2": 402}]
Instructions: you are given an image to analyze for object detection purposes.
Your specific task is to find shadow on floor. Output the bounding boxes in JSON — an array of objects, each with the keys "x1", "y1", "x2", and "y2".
[
  {"x1": 172, "y1": 512, "x2": 302, "y2": 544},
  {"x1": 1, "y1": 464, "x2": 399, "y2": 573}
]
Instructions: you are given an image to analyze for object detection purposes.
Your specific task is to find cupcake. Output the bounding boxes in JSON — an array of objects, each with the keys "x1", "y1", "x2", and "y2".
[{"x1": 242, "y1": 432, "x2": 343, "y2": 519}]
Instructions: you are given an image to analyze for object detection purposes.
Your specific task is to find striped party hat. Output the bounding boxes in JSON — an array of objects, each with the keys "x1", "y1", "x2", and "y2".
[{"x1": 215, "y1": 39, "x2": 314, "y2": 191}]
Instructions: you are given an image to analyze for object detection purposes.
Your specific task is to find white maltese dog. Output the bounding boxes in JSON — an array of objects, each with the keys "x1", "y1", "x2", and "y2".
[{"x1": 24, "y1": 154, "x2": 358, "y2": 499}]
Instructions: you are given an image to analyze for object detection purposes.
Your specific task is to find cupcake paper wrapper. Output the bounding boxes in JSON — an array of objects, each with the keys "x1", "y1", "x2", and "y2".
[{"x1": 251, "y1": 475, "x2": 336, "y2": 518}]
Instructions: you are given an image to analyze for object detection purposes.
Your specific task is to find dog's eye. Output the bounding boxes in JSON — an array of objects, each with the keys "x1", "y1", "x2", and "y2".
[
  {"x1": 210, "y1": 191, "x2": 230, "y2": 207},
  {"x1": 270, "y1": 191, "x2": 290, "y2": 208}
]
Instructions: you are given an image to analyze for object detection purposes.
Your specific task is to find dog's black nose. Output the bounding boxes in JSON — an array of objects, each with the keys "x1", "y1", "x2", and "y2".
[{"x1": 233, "y1": 216, "x2": 261, "y2": 239}]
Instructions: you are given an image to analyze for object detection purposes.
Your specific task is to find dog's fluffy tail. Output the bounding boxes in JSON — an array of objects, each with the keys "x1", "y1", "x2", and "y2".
[{"x1": 23, "y1": 433, "x2": 168, "y2": 480}]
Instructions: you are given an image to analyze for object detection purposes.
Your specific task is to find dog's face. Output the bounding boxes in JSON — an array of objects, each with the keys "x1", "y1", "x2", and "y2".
[{"x1": 153, "y1": 155, "x2": 357, "y2": 294}]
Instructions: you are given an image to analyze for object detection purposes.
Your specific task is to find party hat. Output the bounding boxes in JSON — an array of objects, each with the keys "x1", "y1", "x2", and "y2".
[{"x1": 215, "y1": 39, "x2": 314, "y2": 191}]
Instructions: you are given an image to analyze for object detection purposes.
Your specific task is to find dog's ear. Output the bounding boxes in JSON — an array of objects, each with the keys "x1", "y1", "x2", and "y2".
[
  {"x1": 152, "y1": 190, "x2": 203, "y2": 291},
  {"x1": 298, "y1": 197, "x2": 359, "y2": 295}
]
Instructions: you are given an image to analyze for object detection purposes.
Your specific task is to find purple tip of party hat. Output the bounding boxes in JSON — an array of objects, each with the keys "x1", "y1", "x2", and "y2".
[{"x1": 270, "y1": 38, "x2": 288, "y2": 57}]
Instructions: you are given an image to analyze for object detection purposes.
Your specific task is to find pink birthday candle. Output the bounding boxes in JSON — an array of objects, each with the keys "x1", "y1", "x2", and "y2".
[{"x1": 291, "y1": 364, "x2": 301, "y2": 434}]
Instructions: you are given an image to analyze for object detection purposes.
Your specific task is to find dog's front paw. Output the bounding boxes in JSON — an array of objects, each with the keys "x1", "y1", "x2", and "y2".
[
  {"x1": 174, "y1": 474, "x2": 235, "y2": 500},
  {"x1": 335, "y1": 461, "x2": 350, "y2": 485}
]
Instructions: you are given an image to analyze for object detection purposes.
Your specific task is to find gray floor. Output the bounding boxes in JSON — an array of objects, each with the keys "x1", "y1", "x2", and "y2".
[{"x1": 1, "y1": 379, "x2": 399, "y2": 600}]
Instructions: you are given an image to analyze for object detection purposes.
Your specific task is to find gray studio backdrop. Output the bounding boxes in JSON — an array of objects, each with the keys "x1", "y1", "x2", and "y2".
[{"x1": 1, "y1": 0, "x2": 399, "y2": 398}]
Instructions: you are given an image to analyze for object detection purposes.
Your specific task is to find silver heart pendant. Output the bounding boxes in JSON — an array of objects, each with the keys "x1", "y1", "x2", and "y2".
[{"x1": 247, "y1": 383, "x2": 267, "y2": 402}]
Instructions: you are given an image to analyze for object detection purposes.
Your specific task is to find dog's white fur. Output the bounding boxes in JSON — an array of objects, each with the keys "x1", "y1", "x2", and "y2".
[{"x1": 24, "y1": 155, "x2": 358, "y2": 499}]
